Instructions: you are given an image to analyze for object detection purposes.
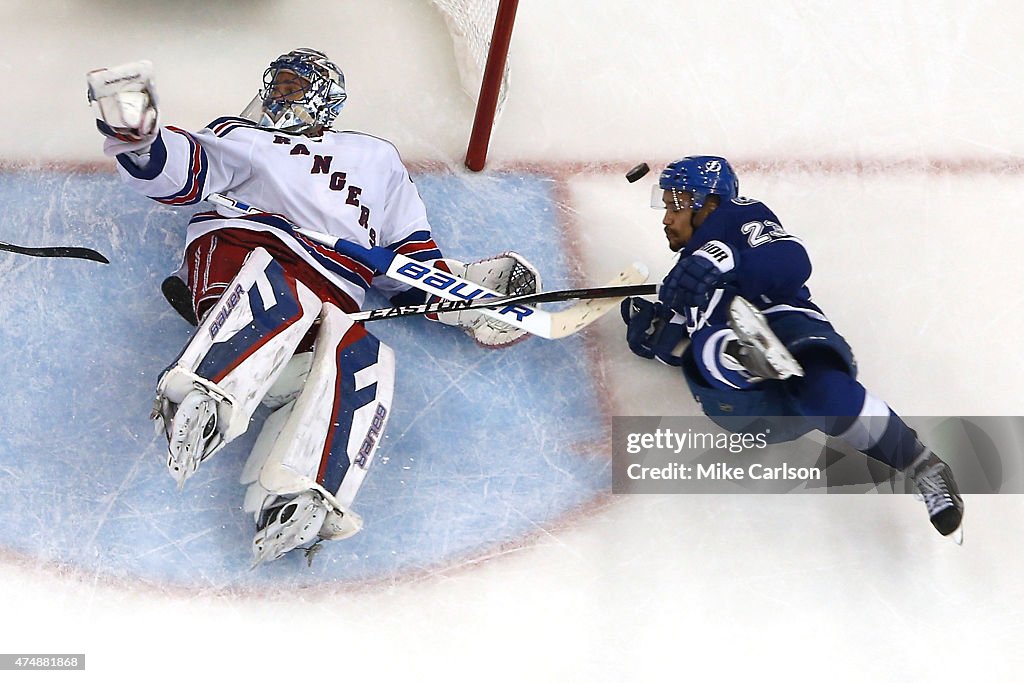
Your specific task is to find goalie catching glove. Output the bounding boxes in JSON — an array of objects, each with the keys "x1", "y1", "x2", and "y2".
[
  {"x1": 87, "y1": 60, "x2": 160, "y2": 153},
  {"x1": 433, "y1": 251, "x2": 542, "y2": 348}
]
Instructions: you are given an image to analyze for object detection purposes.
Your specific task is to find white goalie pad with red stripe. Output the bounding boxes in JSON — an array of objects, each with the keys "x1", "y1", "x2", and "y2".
[
  {"x1": 155, "y1": 247, "x2": 322, "y2": 445},
  {"x1": 241, "y1": 302, "x2": 395, "y2": 540}
]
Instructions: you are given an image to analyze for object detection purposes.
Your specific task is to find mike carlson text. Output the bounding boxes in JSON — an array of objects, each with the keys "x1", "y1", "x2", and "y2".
[{"x1": 626, "y1": 462, "x2": 822, "y2": 481}]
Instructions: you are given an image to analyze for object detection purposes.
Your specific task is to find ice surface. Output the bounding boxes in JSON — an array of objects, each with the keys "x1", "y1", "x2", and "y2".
[{"x1": 2, "y1": 1, "x2": 1024, "y2": 680}]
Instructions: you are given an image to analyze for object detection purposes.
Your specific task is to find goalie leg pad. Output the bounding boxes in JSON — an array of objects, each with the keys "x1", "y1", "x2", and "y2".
[
  {"x1": 245, "y1": 303, "x2": 395, "y2": 561},
  {"x1": 154, "y1": 247, "x2": 322, "y2": 486},
  {"x1": 261, "y1": 352, "x2": 313, "y2": 409},
  {"x1": 435, "y1": 251, "x2": 542, "y2": 348},
  {"x1": 241, "y1": 401, "x2": 295, "y2": 515}
]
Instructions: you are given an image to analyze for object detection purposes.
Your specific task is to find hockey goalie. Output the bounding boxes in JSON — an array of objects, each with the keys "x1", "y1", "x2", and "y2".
[{"x1": 87, "y1": 50, "x2": 540, "y2": 565}]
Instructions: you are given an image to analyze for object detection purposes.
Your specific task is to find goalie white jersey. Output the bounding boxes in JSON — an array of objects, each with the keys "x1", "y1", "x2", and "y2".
[
  {"x1": 90, "y1": 53, "x2": 545, "y2": 565},
  {"x1": 107, "y1": 117, "x2": 443, "y2": 308}
]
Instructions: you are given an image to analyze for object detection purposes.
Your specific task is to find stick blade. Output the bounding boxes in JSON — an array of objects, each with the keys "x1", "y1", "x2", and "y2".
[
  {"x1": 48, "y1": 246, "x2": 110, "y2": 264},
  {"x1": 0, "y1": 241, "x2": 109, "y2": 264},
  {"x1": 547, "y1": 262, "x2": 650, "y2": 339}
]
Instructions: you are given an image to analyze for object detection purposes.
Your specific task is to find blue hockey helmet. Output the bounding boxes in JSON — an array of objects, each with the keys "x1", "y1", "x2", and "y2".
[
  {"x1": 250, "y1": 48, "x2": 347, "y2": 134},
  {"x1": 653, "y1": 155, "x2": 739, "y2": 211}
]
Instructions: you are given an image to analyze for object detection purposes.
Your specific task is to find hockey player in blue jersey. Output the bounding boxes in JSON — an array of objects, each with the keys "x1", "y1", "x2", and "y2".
[{"x1": 621, "y1": 156, "x2": 964, "y2": 539}]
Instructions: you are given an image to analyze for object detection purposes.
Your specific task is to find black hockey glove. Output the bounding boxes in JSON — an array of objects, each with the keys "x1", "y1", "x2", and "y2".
[{"x1": 620, "y1": 297, "x2": 688, "y2": 366}]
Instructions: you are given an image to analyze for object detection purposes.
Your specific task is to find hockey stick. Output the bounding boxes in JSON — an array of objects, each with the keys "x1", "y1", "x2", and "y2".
[
  {"x1": 160, "y1": 265, "x2": 655, "y2": 328},
  {"x1": 206, "y1": 192, "x2": 649, "y2": 339},
  {"x1": 349, "y1": 281, "x2": 657, "y2": 322},
  {"x1": 0, "y1": 240, "x2": 109, "y2": 264}
]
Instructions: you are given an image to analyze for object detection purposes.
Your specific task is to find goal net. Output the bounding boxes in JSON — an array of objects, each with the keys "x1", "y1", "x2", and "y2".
[{"x1": 429, "y1": 0, "x2": 518, "y2": 170}]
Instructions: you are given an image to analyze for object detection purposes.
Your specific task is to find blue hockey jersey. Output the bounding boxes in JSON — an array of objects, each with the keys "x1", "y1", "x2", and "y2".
[{"x1": 673, "y1": 196, "x2": 827, "y2": 333}]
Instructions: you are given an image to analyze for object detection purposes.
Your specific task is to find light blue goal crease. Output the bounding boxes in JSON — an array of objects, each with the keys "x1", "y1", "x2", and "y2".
[{"x1": 0, "y1": 168, "x2": 609, "y2": 587}]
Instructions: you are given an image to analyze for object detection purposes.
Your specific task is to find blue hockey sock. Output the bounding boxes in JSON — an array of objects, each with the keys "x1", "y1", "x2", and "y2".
[
  {"x1": 787, "y1": 354, "x2": 924, "y2": 470},
  {"x1": 833, "y1": 398, "x2": 925, "y2": 470},
  {"x1": 787, "y1": 354, "x2": 864, "y2": 435}
]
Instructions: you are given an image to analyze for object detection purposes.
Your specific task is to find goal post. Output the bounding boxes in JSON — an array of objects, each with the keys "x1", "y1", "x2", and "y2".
[{"x1": 429, "y1": 0, "x2": 519, "y2": 171}]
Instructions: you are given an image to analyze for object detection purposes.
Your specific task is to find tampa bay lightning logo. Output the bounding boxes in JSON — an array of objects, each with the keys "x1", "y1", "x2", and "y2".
[{"x1": 704, "y1": 160, "x2": 722, "y2": 172}]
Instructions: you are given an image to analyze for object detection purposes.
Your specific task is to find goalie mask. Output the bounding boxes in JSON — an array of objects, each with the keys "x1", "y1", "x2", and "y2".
[{"x1": 242, "y1": 48, "x2": 347, "y2": 135}]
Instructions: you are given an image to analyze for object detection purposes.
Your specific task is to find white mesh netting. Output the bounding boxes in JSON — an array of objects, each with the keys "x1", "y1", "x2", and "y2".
[{"x1": 429, "y1": 0, "x2": 510, "y2": 114}]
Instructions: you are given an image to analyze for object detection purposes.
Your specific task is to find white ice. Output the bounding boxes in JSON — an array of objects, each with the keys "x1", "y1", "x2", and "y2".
[{"x1": 1, "y1": 1, "x2": 1023, "y2": 680}]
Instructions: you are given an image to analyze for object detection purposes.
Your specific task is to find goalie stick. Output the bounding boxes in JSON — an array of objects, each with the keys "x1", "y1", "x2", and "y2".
[
  {"x1": 0, "y1": 240, "x2": 109, "y2": 264},
  {"x1": 206, "y1": 192, "x2": 649, "y2": 339},
  {"x1": 160, "y1": 273, "x2": 655, "y2": 330},
  {"x1": 349, "y1": 281, "x2": 657, "y2": 323}
]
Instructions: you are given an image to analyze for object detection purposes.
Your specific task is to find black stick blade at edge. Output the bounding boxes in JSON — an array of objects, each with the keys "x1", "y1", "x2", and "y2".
[{"x1": 0, "y1": 241, "x2": 110, "y2": 264}]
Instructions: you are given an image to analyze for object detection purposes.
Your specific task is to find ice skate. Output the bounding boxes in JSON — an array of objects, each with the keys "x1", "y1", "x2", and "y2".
[
  {"x1": 252, "y1": 490, "x2": 330, "y2": 566},
  {"x1": 727, "y1": 296, "x2": 804, "y2": 380},
  {"x1": 907, "y1": 451, "x2": 964, "y2": 544},
  {"x1": 161, "y1": 389, "x2": 225, "y2": 490}
]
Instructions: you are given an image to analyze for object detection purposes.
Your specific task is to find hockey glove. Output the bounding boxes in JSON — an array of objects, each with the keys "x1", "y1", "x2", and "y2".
[
  {"x1": 620, "y1": 297, "x2": 688, "y2": 365},
  {"x1": 87, "y1": 60, "x2": 160, "y2": 149},
  {"x1": 433, "y1": 252, "x2": 542, "y2": 348},
  {"x1": 659, "y1": 240, "x2": 738, "y2": 315}
]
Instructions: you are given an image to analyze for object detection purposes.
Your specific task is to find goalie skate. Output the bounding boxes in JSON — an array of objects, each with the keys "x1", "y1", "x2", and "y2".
[
  {"x1": 159, "y1": 389, "x2": 225, "y2": 490},
  {"x1": 727, "y1": 296, "x2": 804, "y2": 380},
  {"x1": 252, "y1": 491, "x2": 330, "y2": 566}
]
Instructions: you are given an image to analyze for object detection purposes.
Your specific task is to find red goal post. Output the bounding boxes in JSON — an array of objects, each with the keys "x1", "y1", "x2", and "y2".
[{"x1": 429, "y1": 0, "x2": 519, "y2": 171}]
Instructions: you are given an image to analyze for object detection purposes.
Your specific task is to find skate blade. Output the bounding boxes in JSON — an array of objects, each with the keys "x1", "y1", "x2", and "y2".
[
  {"x1": 728, "y1": 296, "x2": 804, "y2": 379},
  {"x1": 168, "y1": 450, "x2": 201, "y2": 491},
  {"x1": 174, "y1": 471, "x2": 191, "y2": 493},
  {"x1": 945, "y1": 522, "x2": 964, "y2": 546}
]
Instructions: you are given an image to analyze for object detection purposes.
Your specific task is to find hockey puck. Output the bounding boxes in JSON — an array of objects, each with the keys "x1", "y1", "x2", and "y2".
[{"x1": 625, "y1": 162, "x2": 650, "y2": 183}]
